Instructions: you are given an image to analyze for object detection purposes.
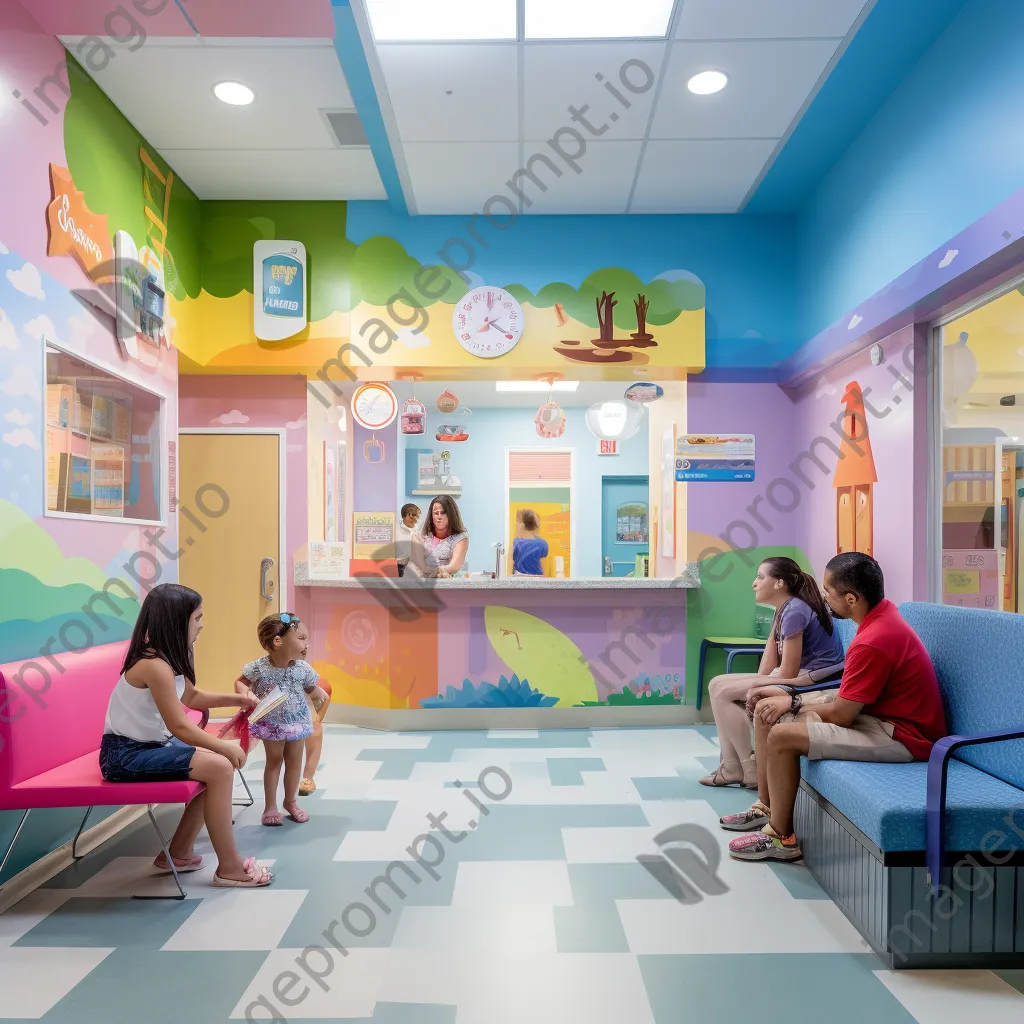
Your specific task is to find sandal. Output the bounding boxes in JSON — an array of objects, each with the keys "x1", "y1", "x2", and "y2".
[
  {"x1": 719, "y1": 801, "x2": 771, "y2": 832},
  {"x1": 699, "y1": 766, "x2": 745, "y2": 788},
  {"x1": 298, "y1": 778, "x2": 316, "y2": 796},
  {"x1": 261, "y1": 811, "x2": 283, "y2": 827},
  {"x1": 211, "y1": 856, "x2": 274, "y2": 888},
  {"x1": 153, "y1": 852, "x2": 203, "y2": 874},
  {"x1": 283, "y1": 805, "x2": 309, "y2": 824}
]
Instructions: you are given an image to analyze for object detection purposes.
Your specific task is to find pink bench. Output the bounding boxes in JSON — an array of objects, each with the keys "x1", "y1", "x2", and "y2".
[{"x1": 1, "y1": 641, "x2": 210, "y2": 899}]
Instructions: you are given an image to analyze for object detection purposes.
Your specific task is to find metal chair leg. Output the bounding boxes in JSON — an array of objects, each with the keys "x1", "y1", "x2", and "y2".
[
  {"x1": 233, "y1": 769, "x2": 255, "y2": 808},
  {"x1": 0, "y1": 809, "x2": 30, "y2": 885},
  {"x1": 133, "y1": 807, "x2": 186, "y2": 901},
  {"x1": 71, "y1": 806, "x2": 94, "y2": 860}
]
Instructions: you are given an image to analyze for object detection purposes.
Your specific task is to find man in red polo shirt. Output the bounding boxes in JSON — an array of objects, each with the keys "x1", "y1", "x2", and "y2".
[{"x1": 723, "y1": 552, "x2": 947, "y2": 862}]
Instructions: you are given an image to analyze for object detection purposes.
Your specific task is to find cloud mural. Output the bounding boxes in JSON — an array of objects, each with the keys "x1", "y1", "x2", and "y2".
[
  {"x1": 6, "y1": 262, "x2": 45, "y2": 300},
  {"x1": 3, "y1": 408, "x2": 32, "y2": 426},
  {"x1": 23, "y1": 314, "x2": 60, "y2": 342},
  {"x1": 1, "y1": 427, "x2": 37, "y2": 449},
  {"x1": 1, "y1": 363, "x2": 40, "y2": 400},
  {"x1": 210, "y1": 409, "x2": 250, "y2": 425},
  {"x1": 0, "y1": 308, "x2": 18, "y2": 350}
]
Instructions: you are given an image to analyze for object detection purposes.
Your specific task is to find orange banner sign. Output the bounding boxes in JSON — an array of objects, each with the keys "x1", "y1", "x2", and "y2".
[{"x1": 46, "y1": 164, "x2": 113, "y2": 277}]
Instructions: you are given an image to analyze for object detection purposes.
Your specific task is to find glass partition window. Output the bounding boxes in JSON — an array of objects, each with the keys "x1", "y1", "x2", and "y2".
[
  {"x1": 938, "y1": 281, "x2": 1024, "y2": 612},
  {"x1": 44, "y1": 346, "x2": 163, "y2": 523}
]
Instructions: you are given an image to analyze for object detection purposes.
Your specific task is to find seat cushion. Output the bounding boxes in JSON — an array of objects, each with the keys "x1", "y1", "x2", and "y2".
[
  {"x1": 802, "y1": 758, "x2": 1024, "y2": 852},
  {"x1": 1, "y1": 750, "x2": 204, "y2": 810}
]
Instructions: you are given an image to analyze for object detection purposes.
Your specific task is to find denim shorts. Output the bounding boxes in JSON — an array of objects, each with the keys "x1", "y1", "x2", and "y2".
[{"x1": 100, "y1": 733, "x2": 196, "y2": 782}]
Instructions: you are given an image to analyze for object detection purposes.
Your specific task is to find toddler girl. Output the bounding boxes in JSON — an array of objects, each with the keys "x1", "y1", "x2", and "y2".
[{"x1": 235, "y1": 613, "x2": 329, "y2": 826}]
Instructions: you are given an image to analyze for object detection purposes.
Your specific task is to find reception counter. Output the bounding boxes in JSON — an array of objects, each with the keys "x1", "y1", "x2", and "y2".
[{"x1": 293, "y1": 562, "x2": 701, "y2": 728}]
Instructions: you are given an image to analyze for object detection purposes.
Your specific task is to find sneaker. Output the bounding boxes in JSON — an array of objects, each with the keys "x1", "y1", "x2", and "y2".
[
  {"x1": 719, "y1": 801, "x2": 770, "y2": 832},
  {"x1": 728, "y1": 826, "x2": 802, "y2": 862}
]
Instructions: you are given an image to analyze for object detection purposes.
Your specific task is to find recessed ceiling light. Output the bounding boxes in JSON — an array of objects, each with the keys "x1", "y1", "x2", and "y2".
[
  {"x1": 367, "y1": 0, "x2": 517, "y2": 41},
  {"x1": 495, "y1": 381, "x2": 580, "y2": 393},
  {"x1": 687, "y1": 70, "x2": 728, "y2": 96},
  {"x1": 526, "y1": 0, "x2": 674, "y2": 39},
  {"x1": 213, "y1": 81, "x2": 254, "y2": 106}
]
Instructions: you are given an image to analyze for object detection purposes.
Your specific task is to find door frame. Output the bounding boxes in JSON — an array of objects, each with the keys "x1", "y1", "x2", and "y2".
[
  {"x1": 601, "y1": 474, "x2": 651, "y2": 576},
  {"x1": 177, "y1": 427, "x2": 286, "y2": 611},
  {"x1": 503, "y1": 446, "x2": 576, "y2": 576}
]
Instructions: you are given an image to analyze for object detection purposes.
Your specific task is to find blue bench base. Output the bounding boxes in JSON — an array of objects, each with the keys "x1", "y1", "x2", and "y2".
[{"x1": 796, "y1": 782, "x2": 1024, "y2": 969}]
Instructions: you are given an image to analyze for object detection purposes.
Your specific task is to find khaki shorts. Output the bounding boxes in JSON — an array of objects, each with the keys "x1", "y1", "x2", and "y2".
[{"x1": 781, "y1": 692, "x2": 913, "y2": 763}]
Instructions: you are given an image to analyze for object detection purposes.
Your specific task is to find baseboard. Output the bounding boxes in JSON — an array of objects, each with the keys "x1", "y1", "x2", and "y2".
[
  {"x1": 322, "y1": 703, "x2": 713, "y2": 730},
  {"x1": 0, "y1": 804, "x2": 148, "y2": 914}
]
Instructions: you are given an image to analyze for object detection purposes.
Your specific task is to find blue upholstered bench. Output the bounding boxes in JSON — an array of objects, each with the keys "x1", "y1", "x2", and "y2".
[{"x1": 792, "y1": 602, "x2": 1024, "y2": 969}]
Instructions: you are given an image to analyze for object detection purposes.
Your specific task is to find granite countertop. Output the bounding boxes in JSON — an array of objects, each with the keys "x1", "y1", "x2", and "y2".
[{"x1": 294, "y1": 562, "x2": 701, "y2": 589}]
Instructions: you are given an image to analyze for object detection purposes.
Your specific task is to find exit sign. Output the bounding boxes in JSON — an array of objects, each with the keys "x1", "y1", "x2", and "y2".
[{"x1": 598, "y1": 439, "x2": 619, "y2": 455}]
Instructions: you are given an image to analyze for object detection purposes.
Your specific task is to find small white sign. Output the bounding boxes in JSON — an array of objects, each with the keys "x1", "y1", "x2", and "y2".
[
  {"x1": 598, "y1": 439, "x2": 619, "y2": 455},
  {"x1": 254, "y1": 240, "x2": 307, "y2": 341},
  {"x1": 308, "y1": 542, "x2": 347, "y2": 580}
]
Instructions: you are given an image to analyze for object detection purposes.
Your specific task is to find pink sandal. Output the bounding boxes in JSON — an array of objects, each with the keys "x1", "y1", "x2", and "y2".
[
  {"x1": 212, "y1": 856, "x2": 273, "y2": 888},
  {"x1": 284, "y1": 805, "x2": 309, "y2": 824},
  {"x1": 262, "y1": 811, "x2": 283, "y2": 827}
]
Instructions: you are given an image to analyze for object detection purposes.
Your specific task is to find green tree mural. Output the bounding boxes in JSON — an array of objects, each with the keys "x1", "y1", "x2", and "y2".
[{"x1": 62, "y1": 55, "x2": 201, "y2": 301}]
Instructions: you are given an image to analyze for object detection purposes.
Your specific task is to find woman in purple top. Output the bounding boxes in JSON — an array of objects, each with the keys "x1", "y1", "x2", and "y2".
[{"x1": 699, "y1": 556, "x2": 845, "y2": 789}]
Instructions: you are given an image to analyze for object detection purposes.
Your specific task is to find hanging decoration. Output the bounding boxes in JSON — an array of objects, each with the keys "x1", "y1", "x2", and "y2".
[
  {"x1": 363, "y1": 433, "x2": 386, "y2": 464},
  {"x1": 351, "y1": 382, "x2": 397, "y2": 430},
  {"x1": 436, "y1": 389, "x2": 459, "y2": 414},
  {"x1": 535, "y1": 376, "x2": 566, "y2": 439},
  {"x1": 585, "y1": 400, "x2": 642, "y2": 440},
  {"x1": 401, "y1": 397, "x2": 426, "y2": 434},
  {"x1": 624, "y1": 382, "x2": 664, "y2": 404},
  {"x1": 436, "y1": 424, "x2": 470, "y2": 442}
]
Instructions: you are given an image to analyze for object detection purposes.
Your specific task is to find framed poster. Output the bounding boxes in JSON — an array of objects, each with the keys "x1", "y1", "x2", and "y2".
[
  {"x1": 661, "y1": 424, "x2": 675, "y2": 558},
  {"x1": 353, "y1": 512, "x2": 395, "y2": 560},
  {"x1": 309, "y1": 542, "x2": 347, "y2": 580},
  {"x1": 323, "y1": 442, "x2": 336, "y2": 542},
  {"x1": 676, "y1": 434, "x2": 755, "y2": 482},
  {"x1": 336, "y1": 442, "x2": 347, "y2": 542}
]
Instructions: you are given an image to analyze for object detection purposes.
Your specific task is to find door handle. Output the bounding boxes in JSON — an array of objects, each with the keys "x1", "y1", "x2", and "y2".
[
  {"x1": 260, "y1": 557, "x2": 275, "y2": 604},
  {"x1": 604, "y1": 556, "x2": 613, "y2": 576}
]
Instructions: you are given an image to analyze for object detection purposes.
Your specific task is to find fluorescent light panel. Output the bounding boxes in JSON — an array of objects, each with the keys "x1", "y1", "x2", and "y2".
[
  {"x1": 525, "y1": 0, "x2": 675, "y2": 39},
  {"x1": 366, "y1": 0, "x2": 518, "y2": 42},
  {"x1": 495, "y1": 381, "x2": 580, "y2": 392}
]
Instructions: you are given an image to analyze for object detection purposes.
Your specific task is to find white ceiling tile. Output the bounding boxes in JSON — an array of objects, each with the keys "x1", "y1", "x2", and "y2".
[
  {"x1": 378, "y1": 44, "x2": 518, "y2": 143},
  {"x1": 161, "y1": 149, "x2": 387, "y2": 200},
  {"x1": 650, "y1": 39, "x2": 840, "y2": 139},
  {"x1": 630, "y1": 138, "x2": 777, "y2": 212},
  {"x1": 522, "y1": 42, "x2": 665, "y2": 143},
  {"x1": 520, "y1": 140, "x2": 640, "y2": 213},
  {"x1": 674, "y1": 0, "x2": 870, "y2": 40},
  {"x1": 62, "y1": 40, "x2": 352, "y2": 151},
  {"x1": 403, "y1": 142, "x2": 520, "y2": 214}
]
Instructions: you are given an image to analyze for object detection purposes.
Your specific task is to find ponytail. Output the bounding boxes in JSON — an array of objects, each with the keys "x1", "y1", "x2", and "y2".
[{"x1": 759, "y1": 556, "x2": 834, "y2": 636}]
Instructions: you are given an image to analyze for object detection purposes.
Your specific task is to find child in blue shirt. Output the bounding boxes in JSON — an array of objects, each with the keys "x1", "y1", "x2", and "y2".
[{"x1": 512, "y1": 509, "x2": 549, "y2": 576}]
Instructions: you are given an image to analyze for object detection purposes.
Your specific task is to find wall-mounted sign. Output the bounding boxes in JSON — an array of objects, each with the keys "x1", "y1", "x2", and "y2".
[
  {"x1": 353, "y1": 512, "x2": 395, "y2": 560},
  {"x1": 254, "y1": 240, "x2": 307, "y2": 341},
  {"x1": 675, "y1": 434, "x2": 755, "y2": 482},
  {"x1": 46, "y1": 164, "x2": 113, "y2": 278},
  {"x1": 598, "y1": 439, "x2": 619, "y2": 455}
]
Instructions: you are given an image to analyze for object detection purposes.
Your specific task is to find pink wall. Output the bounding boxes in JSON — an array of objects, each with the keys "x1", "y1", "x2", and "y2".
[
  {"x1": 789, "y1": 326, "x2": 921, "y2": 603},
  {"x1": 177, "y1": 376, "x2": 308, "y2": 611}
]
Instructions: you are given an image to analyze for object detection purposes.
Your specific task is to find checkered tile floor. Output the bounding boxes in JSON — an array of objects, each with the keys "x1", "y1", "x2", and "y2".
[{"x1": 1, "y1": 726, "x2": 1023, "y2": 1022}]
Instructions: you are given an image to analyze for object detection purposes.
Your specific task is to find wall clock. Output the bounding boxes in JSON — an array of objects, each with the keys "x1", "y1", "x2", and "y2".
[
  {"x1": 452, "y1": 287, "x2": 523, "y2": 358},
  {"x1": 351, "y1": 382, "x2": 397, "y2": 430}
]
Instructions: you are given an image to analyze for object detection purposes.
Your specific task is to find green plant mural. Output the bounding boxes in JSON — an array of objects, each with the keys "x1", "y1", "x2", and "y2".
[
  {"x1": 62, "y1": 55, "x2": 201, "y2": 301},
  {"x1": 506, "y1": 269, "x2": 705, "y2": 330}
]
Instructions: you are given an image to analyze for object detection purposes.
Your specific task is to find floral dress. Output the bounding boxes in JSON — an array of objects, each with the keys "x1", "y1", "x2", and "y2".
[{"x1": 241, "y1": 656, "x2": 319, "y2": 742}]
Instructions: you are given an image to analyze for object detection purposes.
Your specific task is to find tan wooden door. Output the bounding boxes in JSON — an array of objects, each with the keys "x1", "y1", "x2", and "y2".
[{"x1": 178, "y1": 433, "x2": 280, "y2": 700}]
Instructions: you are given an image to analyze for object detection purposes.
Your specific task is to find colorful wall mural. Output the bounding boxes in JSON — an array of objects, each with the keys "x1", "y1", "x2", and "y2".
[{"x1": 305, "y1": 588, "x2": 686, "y2": 711}]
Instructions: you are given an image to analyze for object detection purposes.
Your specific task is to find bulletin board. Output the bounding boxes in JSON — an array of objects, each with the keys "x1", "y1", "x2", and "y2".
[{"x1": 508, "y1": 488, "x2": 571, "y2": 577}]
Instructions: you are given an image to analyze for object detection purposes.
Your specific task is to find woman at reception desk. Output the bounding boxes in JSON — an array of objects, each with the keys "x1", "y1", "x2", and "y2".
[{"x1": 408, "y1": 495, "x2": 470, "y2": 579}]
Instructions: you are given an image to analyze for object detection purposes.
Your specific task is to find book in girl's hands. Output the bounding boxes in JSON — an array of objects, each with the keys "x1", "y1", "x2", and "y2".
[{"x1": 248, "y1": 685, "x2": 287, "y2": 724}]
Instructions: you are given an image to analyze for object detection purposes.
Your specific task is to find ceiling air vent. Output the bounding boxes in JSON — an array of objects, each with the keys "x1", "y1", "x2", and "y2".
[{"x1": 323, "y1": 110, "x2": 369, "y2": 147}]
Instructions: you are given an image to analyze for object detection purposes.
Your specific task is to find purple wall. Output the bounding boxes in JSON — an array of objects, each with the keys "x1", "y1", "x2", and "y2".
[{"x1": 352, "y1": 420, "x2": 398, "y2": 514}]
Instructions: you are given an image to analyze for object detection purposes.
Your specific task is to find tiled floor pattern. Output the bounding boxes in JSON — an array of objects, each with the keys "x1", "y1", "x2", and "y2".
[{"x1": 1, "y1": 725, "x2": 1023, "y2": 1021}]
